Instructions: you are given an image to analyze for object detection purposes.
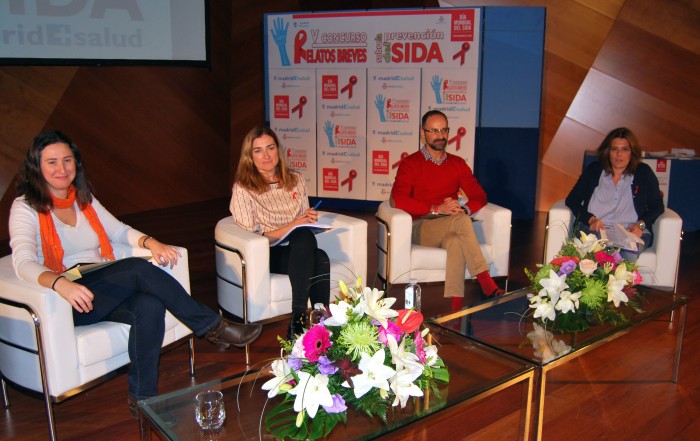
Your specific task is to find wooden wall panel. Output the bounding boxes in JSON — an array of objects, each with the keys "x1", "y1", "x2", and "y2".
[
  {"x1": 0, "y1": 67, "x2": 76, "y2": 196},
  {"x1": 594, "y1": 22, "x2": 700, "y2": 115},
  {"x1": 540, "y1": 0, "x2": 700, "y2": 211},
  {"x1": 619, "y1": 0, "x2": 700, "y2": 53}
]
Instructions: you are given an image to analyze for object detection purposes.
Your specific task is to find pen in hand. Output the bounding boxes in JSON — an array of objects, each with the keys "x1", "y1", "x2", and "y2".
[{"x1": 312, "y1": 200, "x2": 323, "y2": 211}]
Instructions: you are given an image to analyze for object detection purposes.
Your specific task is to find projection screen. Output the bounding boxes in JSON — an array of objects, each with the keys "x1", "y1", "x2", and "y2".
[{"x1": 0, "y1": 0, "x2": 209, "y2": 66}]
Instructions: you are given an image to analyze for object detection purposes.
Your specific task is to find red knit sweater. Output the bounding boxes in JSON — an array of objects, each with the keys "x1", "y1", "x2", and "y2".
[{"x1": 391, "y1": 149, "x2": 487, "y2": 219}]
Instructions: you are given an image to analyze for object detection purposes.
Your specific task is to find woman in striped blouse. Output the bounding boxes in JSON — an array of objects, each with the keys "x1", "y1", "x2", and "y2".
[{"x1": 230, "y1": 126, "x2": 330, "y2": 339}]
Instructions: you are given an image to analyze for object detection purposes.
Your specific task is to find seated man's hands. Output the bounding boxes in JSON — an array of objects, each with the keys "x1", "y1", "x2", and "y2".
[{"x1": 437, "y1": 197, "x2": 464, "y2": 215}]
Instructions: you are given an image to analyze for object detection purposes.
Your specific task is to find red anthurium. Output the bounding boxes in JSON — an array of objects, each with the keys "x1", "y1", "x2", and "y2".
[{"x1": 395, "y1": 309, "x2": 423, "y2": 334}]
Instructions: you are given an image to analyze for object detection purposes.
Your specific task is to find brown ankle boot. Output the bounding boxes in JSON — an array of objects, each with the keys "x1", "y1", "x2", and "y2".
[{"x1": 205, "y1": 318, "x2": 262, "y2": 348}]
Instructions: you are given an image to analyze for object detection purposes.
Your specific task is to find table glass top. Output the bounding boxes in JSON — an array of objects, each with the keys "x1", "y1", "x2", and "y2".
[
  {"x1": 139, "y1": 323, "x2": 534, "y2": 440},
  {"x1": 431, "y1": 287, "x2": 687, "y2": 366}
]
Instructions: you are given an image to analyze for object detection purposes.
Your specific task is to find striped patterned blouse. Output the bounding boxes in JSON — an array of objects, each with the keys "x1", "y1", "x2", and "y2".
[{"x1": 230, "y1": 171, "x2": 309, "y2": 234}]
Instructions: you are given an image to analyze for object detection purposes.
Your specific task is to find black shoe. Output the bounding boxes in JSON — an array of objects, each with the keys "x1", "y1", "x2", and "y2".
[
  {"x1": 127, "y1": 394, "x2": 139, "y2": 419},
  {"x1": 287, "y1": 312, "x2": 307, "y2": 340},
  {"x1": 205, "y1": 318, "x2": 262, "y2": 349},
  {"x1": 481, "y1": 288, "x2": 506, "y2": 300}
]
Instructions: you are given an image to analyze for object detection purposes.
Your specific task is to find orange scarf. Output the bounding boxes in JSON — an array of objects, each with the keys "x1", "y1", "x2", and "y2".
[{"x1": 39, "y1": 185, "x2": 115, "y2": 273}]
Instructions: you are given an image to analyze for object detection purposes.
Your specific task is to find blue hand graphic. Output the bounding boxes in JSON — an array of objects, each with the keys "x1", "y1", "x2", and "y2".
[
  {"x1": 271, "y1": 17, "x2": 290, "y2": 66},
  {"x1": 374, "y1": 94, "x2": 387, "y2": 122},
  {"x1": 323, "y1": 121, "x2": 335, "y2": 147},
  {"x1": 431, "y1": 75, "x2": 443, "y2": 104}
]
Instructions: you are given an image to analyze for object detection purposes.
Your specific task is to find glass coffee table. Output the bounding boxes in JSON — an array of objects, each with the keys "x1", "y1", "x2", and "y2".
[
  {"x1": 431, "y1": 287, "x2": 688, "y2": 441},
  {"x1": 138, "y1": 323, "x2": 535, "y2": 440}
]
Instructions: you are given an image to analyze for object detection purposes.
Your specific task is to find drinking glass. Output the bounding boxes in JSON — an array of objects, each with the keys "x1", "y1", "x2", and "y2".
[{"x1": 195, "y1": 390, "x2": 226, "y2": 430}]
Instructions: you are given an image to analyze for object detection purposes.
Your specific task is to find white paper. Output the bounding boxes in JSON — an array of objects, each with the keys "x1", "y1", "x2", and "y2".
[
  {"x1": 270, "y1": 224, "x2": 332, "y2": 247},
  {"x1": 600, "y1": 224, "x2": 644, "y2": 251}
]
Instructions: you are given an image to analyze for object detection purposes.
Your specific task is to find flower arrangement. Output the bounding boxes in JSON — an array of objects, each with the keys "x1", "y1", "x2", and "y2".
[
  {"x1": 525, "y1": 231, "x2": 644, "y2": 333},
  {"x1": 261, "y1": 278, "x2": 449, "y2": 440}
]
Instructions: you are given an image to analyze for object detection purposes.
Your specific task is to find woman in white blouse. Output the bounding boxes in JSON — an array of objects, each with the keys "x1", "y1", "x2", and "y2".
[
  {"x1": 9, "y1": 130, "x2": 262, "y2": 416},
  {"x1": 230, "y1": 126, "x2": 330, "y2": 339}
]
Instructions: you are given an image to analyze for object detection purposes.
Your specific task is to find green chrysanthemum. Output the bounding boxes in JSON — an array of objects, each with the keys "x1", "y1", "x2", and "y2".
[
  {"x1": 579, "y1": 277, "x2": 607, "y2": 309},
  {"x1": 337, "y1": 321, "x2": 381, "y2": 361}
]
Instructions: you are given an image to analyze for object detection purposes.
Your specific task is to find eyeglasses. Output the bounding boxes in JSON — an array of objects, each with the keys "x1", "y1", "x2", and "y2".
[{"x1": 422, "y1": 128, "x2": 450, "y2": 135}]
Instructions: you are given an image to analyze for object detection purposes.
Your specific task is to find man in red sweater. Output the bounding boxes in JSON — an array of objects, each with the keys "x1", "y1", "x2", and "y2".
[{"x1": 391, "y1": 110, "x2": 504, "y2": 310}]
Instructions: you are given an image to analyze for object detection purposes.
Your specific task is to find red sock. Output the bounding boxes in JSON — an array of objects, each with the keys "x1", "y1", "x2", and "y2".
[
  {"x1": 476, "y1": 271, "x2": 499, "y2": 296},
  {"x1": 451, "y1": 296, "x2": 462, "y2": 311}
]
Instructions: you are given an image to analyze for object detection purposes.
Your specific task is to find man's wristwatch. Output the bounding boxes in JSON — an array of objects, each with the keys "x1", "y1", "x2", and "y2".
[{"x1": 636, "y1": 220, "x2": 646, "y2": 231}]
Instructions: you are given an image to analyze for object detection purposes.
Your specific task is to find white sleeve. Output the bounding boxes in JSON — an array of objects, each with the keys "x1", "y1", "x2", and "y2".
[{"x1": 9, "y1": 198, "x2": 50, "y2": 284}]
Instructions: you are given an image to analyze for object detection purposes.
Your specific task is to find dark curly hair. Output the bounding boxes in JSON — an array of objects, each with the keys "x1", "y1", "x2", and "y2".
[{"x1": 16, "y1": 130, "x2": 93, "y2": 213}]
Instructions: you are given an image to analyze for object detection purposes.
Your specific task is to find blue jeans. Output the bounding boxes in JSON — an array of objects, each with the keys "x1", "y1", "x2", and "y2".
[
  {"x1": 73, "y1": 258, "x2": 221, "y2": 399},
  {"x1": 269, "y1": 228, "x2": 330, "y2": 314}
]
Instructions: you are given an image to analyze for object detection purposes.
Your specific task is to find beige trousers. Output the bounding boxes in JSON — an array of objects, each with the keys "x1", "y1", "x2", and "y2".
[{"x1": 411, "y1": 214, "x2": 489, "y2": 298}]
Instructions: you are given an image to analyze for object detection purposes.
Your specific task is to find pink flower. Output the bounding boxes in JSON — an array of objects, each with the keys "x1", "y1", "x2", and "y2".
[
  {"x1": 377, "y1": 321, "x2": 403, "y2": 345},
  {"x1": 301, "y1": 324, "x2": 332, "y2": 362},
  {"x1": 632, "y1": 269, "x2": 643, "y2": 285},
  {"x1": 414, "y1": 331, "x2": 427, "y2": 364},
  {"x1": 579, "y1": 259, "x2": 597, "y2": 275}
]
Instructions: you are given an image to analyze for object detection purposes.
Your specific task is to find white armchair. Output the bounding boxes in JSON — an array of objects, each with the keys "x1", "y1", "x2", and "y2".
[
  {"x1": 215, "y1": 211, "x2": 367, "y2": 324},
  {"x1": 544, "y1": 199, "x2": 683, "y2": 291},
  {"x1": 375, "y1": 201, "x2": 512, "y2": 289},
  {"x1": 0, "y1": 245, "x2": 195, "y2": 441}
]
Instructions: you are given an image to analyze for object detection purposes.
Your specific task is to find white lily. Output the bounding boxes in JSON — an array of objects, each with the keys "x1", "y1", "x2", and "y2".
[
  {"x1": 573, "y1": 231, "x2": 605, "y2": 257},
  {"x1": 390, "y1": 365, "x2": 424, "y2": 408},
  {"x1": 324, "y1": 300, "x2": 363, "y2": 327},
  {"x1": 607, "y1": 273, "x2": 629, "y2": 307},
  {"x1": 261, "y1": 359, "x2": 293, "y2": 398},
  {"x1": 538, "y1": 269, "x2": 568, "y2": 300},
  {"x1": 613, "y1": 263, "x2": 634, "y2": 284},
  {"x1": 424, "y1": 344, "x2": 439, "y2": 366},
  {"x1": 386, "y1": 335, "x2": 422, "y2": 372},
  {"x1": 288, "y1": 371, "x2": 334, "y2": 418},
  {"x1": 343, "y1": 348, "x2": 396, "y2": 398},
  {"x1": 555, "y1": 290, "x2": 581, "y2": 314},
  {"x1": 363, "y1": 287, "x2": 399, "y2": 329},
  {"x1": 530, "y1": 296, "x2": 557, "y2": 322}
]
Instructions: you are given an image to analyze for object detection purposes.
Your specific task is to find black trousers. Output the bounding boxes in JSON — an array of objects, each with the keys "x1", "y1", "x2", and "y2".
[{"x1": 269, "y1": 227, "x2": 330, "y2": 313}]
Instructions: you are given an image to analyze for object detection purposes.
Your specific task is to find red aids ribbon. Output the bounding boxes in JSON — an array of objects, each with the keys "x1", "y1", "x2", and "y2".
[
  {"x1": 448, "y1": 127, "x2": 467, "y2": 151},
  {"x1": 291, "y1": 96, "x2": 307, "y2": 118},
  {"x1": 392, "y1": 152, "x2": 409, "y2": 169},
  {"x1": 452, "y1": 42, "x2": 470, "y2": 66},
  {"x1": 340, "y1": 76, "x2": 358, "y2": 99},
  {"x1": 341, "y1": 169, "x2": 358, "y2": 192}
]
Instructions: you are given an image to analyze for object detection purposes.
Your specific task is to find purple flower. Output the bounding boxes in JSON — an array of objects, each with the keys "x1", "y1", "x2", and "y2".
[
  {"x1": 317, "y1": 355, "x2": 338, "y2": 375},
  {"x1": 321, "y1": 394, "x2": 347, "y2": 414},
  {"x1": 612, "y1": 250, "x2": 623, "y2": 264},
  {"x1": 287, "y1": 356, "x2": 303, "y2": 371},
  {"x1": 558, "y1": 260, "x2": 577, "y2": 276},
  {"x1": 377, "y1": 321, "x2": 403, "y2": 345}
]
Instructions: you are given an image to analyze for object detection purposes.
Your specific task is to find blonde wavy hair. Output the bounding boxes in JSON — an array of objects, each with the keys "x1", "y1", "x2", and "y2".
[{"x1": 234, "y1": 126, "x2": 298, "y2": 194}]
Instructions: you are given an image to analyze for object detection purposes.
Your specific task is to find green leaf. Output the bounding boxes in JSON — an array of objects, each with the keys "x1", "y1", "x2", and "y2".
[{"x1": 432, "y1": 366, "x2": 450, "y2": 383}]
